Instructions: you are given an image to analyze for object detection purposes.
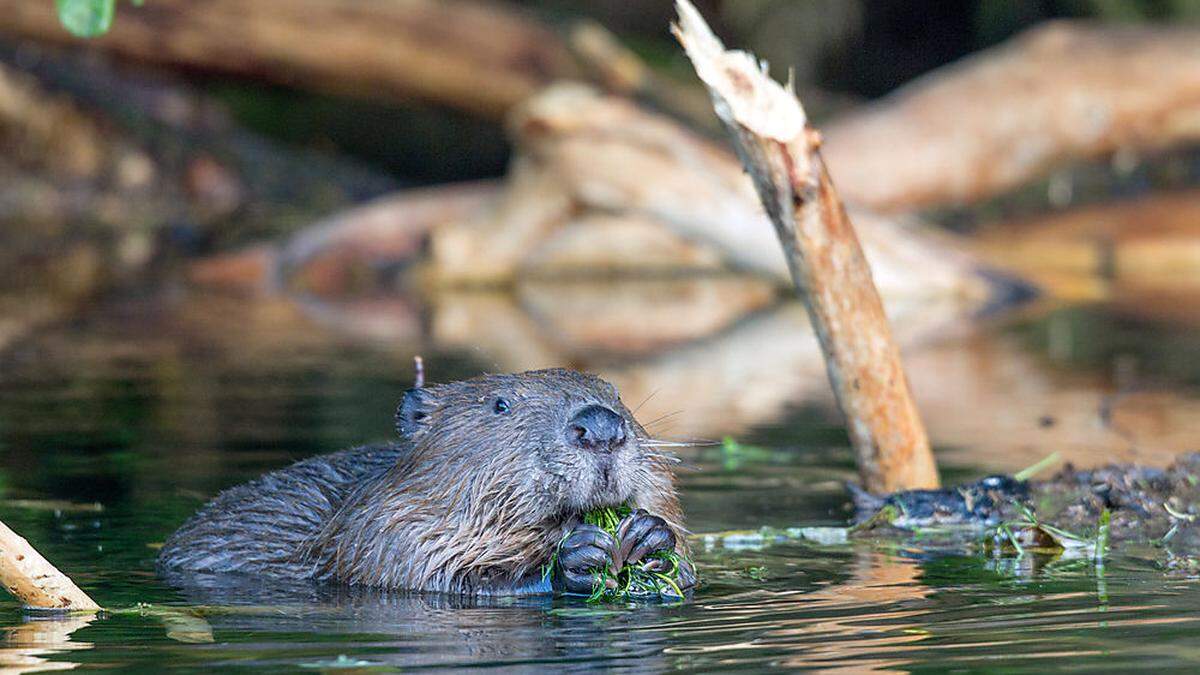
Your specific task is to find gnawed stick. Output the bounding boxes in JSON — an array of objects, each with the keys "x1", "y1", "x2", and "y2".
[
  {"x1": 673, "y1": 1, "x2": 939, "y2": 492},
  {"x1": 0, "y1": 518, "x2": 100, "y2": 612}
]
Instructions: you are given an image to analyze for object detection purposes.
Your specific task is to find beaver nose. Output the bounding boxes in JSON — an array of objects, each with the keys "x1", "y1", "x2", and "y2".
[{"x1": 569, "y1": 405, "x2": 627, "y2": 451}]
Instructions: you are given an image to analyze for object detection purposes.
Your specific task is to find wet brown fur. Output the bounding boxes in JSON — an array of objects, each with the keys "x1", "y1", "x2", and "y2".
[{"x1": 159, "y1": 368, "x2": 685, "y2": 595}]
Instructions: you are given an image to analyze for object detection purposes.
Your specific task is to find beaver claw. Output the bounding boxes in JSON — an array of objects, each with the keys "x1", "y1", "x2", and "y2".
[
  {"x1": 553, "y1": 511, "x2": 695, "y2": 596},
  {"x1": 553, "y1": 524, "x2": 618, "y2": 595},
  {"x1": 615, "y1": 509, "x2": 676, "y2": 567},
  {"x1": 617, "y1": 509, "x2": 696, "y2": 592}
]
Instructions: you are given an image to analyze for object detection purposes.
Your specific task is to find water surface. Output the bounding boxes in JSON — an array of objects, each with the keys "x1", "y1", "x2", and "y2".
[{"x1": 2, "y1": 293, "x2": 1200, "y2": 672}]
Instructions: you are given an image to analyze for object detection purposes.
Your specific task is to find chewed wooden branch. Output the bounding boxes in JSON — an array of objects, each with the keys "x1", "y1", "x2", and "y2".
[{"x1": 672, "y1": 0, "x2": 939, "y2": 492}]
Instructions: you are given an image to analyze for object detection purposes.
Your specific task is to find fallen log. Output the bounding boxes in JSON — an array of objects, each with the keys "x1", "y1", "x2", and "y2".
[
  {"x1": 430, "y1": 84, "x2": 996, "y2": 306},
  {"x1": 6, "y1": 2, "x2": 1198, "y2": 214},
  {"x1": 673, "y1": 0, "x2": 939, "y2": 492},
  {"x1": 567, "y1": 20, "x2": 720, "y2": 134},
  {"x1": 823, "y1": 21, "x2": 1200, "y2": 213},
  {"x1": 196, "y1": 82, "x2": 999, "y2": 306},
  {"x1": 0, "y1": 0, "x2": 578, "y2": 118},
  {"x1": 0, "y1": 518, "x2": 99, "y2": 612}
]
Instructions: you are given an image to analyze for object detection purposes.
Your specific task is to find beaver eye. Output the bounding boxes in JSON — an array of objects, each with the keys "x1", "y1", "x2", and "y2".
[{"x1": 493, "y1": 398, "x2": 510, "y2": 414}]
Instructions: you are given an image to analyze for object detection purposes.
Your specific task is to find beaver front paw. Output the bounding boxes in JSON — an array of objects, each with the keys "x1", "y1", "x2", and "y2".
[
  {"x1": 616, "y1": 509, "x2": 695, "y2": 592},
  {"x1": 615, "y1": 508, "x2": 676, "y2": 567},
  {"x1": 553, "y1": 523, "x2": 617, "y2": 596}
]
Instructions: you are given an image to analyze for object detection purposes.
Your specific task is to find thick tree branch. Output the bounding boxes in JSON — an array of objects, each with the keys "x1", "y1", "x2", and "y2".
[
  {"x1": 673, "y1": 0, "x2": 938, "y2": 492},
  {"x1": 823, "y1": 22, "x2": 1200, "y2": 212},
  {"x1": 0, "y1": 0, "x2": 578, "y2": 118}
]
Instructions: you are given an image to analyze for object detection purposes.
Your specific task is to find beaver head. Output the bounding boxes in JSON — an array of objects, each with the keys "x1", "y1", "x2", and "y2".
[
  {"x1": 305, "y1": 367, "x2": 682, "y2": 592},
  {"x1": 394, "y1": 368, "x2": 670, "y2": 515}
]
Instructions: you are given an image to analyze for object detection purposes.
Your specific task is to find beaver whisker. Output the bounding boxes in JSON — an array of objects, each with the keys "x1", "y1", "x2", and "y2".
[
  {"x1": 640, "y1": 409, "x2": 683, "y2": 430},
  {"x1": 631, "y1": 388, "x2": 661, "y2": 415},
  {"x1": 641, "y1": 439, "x2": 716, "y2": 448}
]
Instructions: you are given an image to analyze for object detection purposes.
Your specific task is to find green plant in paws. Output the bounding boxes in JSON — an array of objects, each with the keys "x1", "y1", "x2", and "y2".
[{"x1": 569, "y1": 504, "x2": 691, "y2": 603}]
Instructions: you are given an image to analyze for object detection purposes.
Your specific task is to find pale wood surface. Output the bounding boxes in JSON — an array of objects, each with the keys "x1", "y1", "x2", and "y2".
[
  {"x1": 673, "y1": 0, "x2": 939, "y2": 492},
  {"x1": 0, "y1": 519, "x2": 99, "y2": 611},
  {"x1": 0, "y1": 0, "x2": 578, "y2": 118},
  {"x1": 824, "y1": 22, "x2": 1200, "y2": 212}
]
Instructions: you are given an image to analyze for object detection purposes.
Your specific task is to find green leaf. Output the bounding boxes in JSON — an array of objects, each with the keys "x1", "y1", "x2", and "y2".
[{"x1": 55, "y1": 0, "x2": 116, "y2": 38}]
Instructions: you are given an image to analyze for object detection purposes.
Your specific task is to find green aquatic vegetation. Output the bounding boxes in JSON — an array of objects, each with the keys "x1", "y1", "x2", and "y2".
[
  {"x1": 1095, "y1": 508, "x2": 1111, "y2": 562},
  {"x1": 55, "y1": 0, "x2": 142, "y2": 38},
  {"x1": 1161, "y1": 501, "x2": 1196, "y2": 545},
  {"x1": 107, "y1": 604, "x2": 214, "y2": 644},
  {"x1": 699, "y1": 525, "x2": 852, "y2": 551},
  {"x1": 583, "y1": 504, "x2": 629, "y2": 533},
  {"x1": 1014, "y1": 451, "x2": 1061, "y2": 482},
  {"x1": 848, "y1": 504, "x2": 901, "y2": 534},
  {"x1": 547, "y1": 504, "x2": 691, "y2": 603},
  {"x1": 718, "y1": 437, "x2": 776, "y2": 471},
  {"x1": 745, "y1": 565, "x2": 768, "y2": 581},
  {"x1": 984, "y1": 502, "x2": 1103, "y2": 559}
]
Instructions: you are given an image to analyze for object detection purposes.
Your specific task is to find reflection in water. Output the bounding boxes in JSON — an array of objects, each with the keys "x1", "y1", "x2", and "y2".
[
  {"x1": 296, "y1": 283, "x2": 1200, "y2": 472},
  {"x1": 0, "y1": 614, "x2": 94, "y2": 674},
  {"x1": 3, "y1": 286, "x2": 1200, "y2": 669},
  {"x1": 910, "y1": 326, "x2": 1200, "y2": 470},
  {"x1": 657, "y1": 550, "x2": 929, "y2": 672},
  {"x1": 159, "y1": 572, "x2": 683, "y2": 671},
  {"x1": 7, "y1": 286, "x2": 1200, "y2": 477}
]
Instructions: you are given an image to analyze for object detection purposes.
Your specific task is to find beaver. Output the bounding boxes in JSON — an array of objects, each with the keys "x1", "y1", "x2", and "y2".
[{"x1": 158, "y1": 368, "x2": 695, "y2": 596}]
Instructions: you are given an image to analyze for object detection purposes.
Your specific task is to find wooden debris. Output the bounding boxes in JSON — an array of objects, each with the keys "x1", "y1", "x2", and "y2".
[
  {"x1": 0, "y1": 0, "x2": 578, "y2": 118},
  {"x1": 430, "y1": 84, "x2": 995, "y2": 305},
  {"x1": 0, "y1": 518, "x2": 99, "y2": 612},
  {"x1": 190, "y1": 182, "x2": 497, "y2": 295},
  {"x1": 823, "y1": 22, "x2": 1200, "y2": 212},
  {"x1": 567, "y1": 20, "x2": 720, "y2": 134},
  {"x1": 0, "y1": 611, "x2": 96, "y2": 671},
  {"x1": 673, "y1": 0, "x2": 939, "y2": 492}
]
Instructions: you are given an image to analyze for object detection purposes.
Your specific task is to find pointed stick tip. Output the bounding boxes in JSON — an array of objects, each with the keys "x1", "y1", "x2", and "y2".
[{"x1": 671, "y1": 0, "x2": 806, "y2": 142}]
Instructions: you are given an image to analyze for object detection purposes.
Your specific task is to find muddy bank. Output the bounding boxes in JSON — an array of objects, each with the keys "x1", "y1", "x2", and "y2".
[{"x1": 852, "y1": 453, "x2": 1200, "y2": 555}]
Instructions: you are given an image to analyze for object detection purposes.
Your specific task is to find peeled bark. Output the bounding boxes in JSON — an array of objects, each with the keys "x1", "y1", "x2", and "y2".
[
  {"x1": 824, "y1": 21, "x2": 1200, "y2": 213},
  {"x1": 0, "y1": 519, "x2": 99, "y2": 612},
  {"x1": 431, "y1": 84, "x2": 995, "y2": 306},
  {"x1": 673, "y1": 0, "x2": 938, "y2": 492},
  {"x1": 0, "y1": 0, "x2": 578, "y2": 118}
]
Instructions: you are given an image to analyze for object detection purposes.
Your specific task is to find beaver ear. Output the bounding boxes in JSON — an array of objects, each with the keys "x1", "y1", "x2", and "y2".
[{"x1": 396, "y1": 388, "x2": 437, "y2": 438}]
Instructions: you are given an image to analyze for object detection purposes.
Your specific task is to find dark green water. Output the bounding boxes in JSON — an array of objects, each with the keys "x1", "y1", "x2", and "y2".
[{"x1": 2, "y1": 296, "x2": 1200, "y2": 672}]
